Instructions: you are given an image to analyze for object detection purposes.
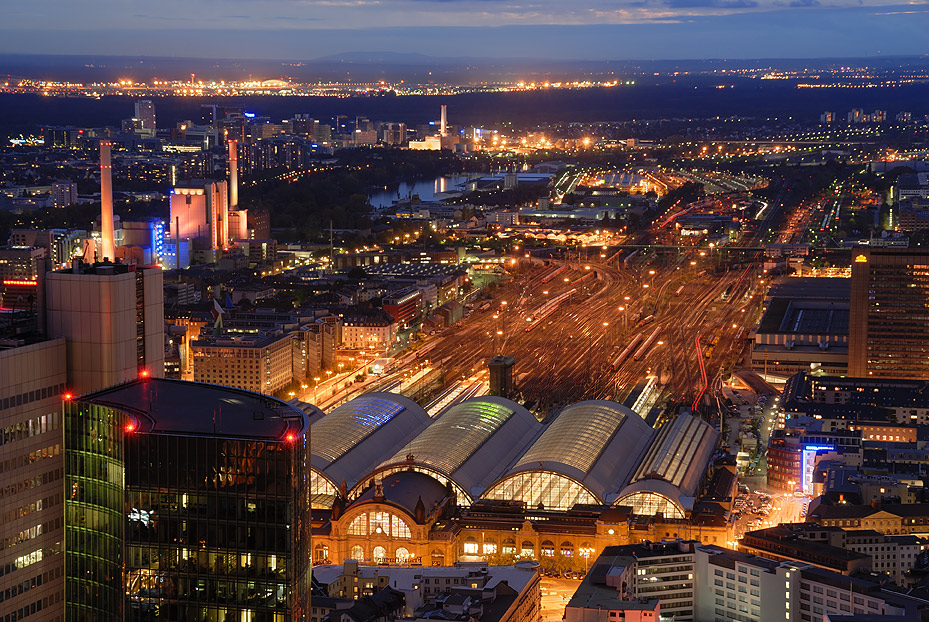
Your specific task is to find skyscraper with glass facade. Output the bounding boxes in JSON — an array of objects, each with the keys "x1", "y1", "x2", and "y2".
[
  {"x1": 849, "y1": 248, "x2": 929, "y2": 379},
  {"x1": 64, "y1": 378, "x2": 311, "y2": 621}
]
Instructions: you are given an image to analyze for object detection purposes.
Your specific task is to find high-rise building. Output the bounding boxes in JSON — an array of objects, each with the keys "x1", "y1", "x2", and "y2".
[
  {"x1": 50, "y1": 181, "x2": 77, "y2": 209},
  {"x1": 134, "y1": 99, "x2": 156, "y2": 131},
  {"x1": 0, "y1": 338, "x2": 69, "y2": 622},
  {"x1": 64, "y1": 378, "x2": 310, "y2": 621},
  {"x1": 848, "y1": 248, "x2": 929, "y2": 379},
  {"x1": 45, "y1": 261, "x2": 164, "y2": 395}
]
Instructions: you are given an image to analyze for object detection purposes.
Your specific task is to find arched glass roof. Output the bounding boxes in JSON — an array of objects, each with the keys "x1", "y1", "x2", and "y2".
[
  {"x1": 481, "y1": 470, "x2": 599, "y2": 511},
  {"x1": 482, "y1": 401, "x2": 655, "y2": 507},
  {"x1": 628, "y1": 413, "x2": 718, "y2": 495},
  {"x1": 311, "y1": 392, "x2": 431, "y2": 493},
  {"x1": 615, "y1": 413, "x2": 719, "y2": 517},
  {"x1": 373, "y1": 396, "x2": 542, "y2": 498},
  {"x1": 518, "y1": 401, "x2": 625, "y2": 474}
]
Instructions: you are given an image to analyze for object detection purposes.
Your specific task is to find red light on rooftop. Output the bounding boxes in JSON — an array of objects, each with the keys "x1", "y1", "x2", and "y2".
[
  {"x1": 63, "y1": 393, "x2": 73, "y2": 401},
  {"x1": 125, "y1": 422, "x2": 136, "y2": 433},
  {"x1": 285, "y1": 433, "x2": 296, "y2": 443},
  {"x1": 139, "y1": 369, "x2": 149, "y2": 378}
]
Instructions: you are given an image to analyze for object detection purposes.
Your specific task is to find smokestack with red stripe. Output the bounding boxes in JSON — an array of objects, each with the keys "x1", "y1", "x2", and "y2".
[
  {"x1": 440, "y1": 105, "x2": 447, "y2": 137},
  {"x1": 99, "y1": 140, "x2": 115, "y2": 262},
  {"x1": 227, "y1": 139, "x2": 238, "y2": 210}
]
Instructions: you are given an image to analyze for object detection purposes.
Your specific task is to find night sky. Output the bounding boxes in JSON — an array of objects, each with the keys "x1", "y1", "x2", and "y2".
[{"x1": 1, "y1": 0, "x2": 927, "y2": 60}]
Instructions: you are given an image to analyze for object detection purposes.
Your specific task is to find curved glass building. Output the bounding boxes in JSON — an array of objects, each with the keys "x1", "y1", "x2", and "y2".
[
  {"x1": 480, "y1": 400, "x2": 655, "y2": 510},
  {"x1": 355, "y1": 396, "x2": 542, "y2": 503},
  {"x1": 310, "y1": 392, "x2": 431, "y2": 508},
  {"x1": 614, "y1": 413, "x2": 719, "y2": 519}
]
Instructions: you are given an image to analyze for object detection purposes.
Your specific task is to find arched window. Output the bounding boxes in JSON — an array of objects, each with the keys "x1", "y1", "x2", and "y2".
[
  {"x1": 541, "y1": 540, "x2": 555, "y2": 557},
  {"x1": 502, "y1": 538, "x2": 517, "y2": 555},
  {"x1": 614, "y1": 492, "x2": 685, "y2": 520},
  {"x1": 560, "y1": 541, "x2": 574, "y2": 557},
  {"x1": 351, "y1": 545, "x2": 364, "y2": 561},
  {"x1": 396, "y1": 547, "x2": 411, "y2": 563},
  {"x1": 392, "y1": 515, "x2": 411, "y2": 538},
  {"x1": 348, "y1": 515, "x2": 367, "y2": 536},
  {"x1": 373, "y1": 546, "x2": 387, "y2": 563},
  {"x1": 483, "y1": 538, "x2": 497, "y2": 555},
  {"x1": 521, "y1": 541, "x2": 535, "y2": 558},
  {"x1": 463, "y1": 537, "x2": 478, "y2": 554},
  {"x1": 431, "y1": 549, "x2": 445, "y2": 566},
  {"x1": 314, "y1": 543, "x2": 329, "y2": 562},
  {"x1": 347, "y1": 511, "x2": 411, "y2": 538},
  {"x1": 371, "y1": 511, "x2": 391, "y2": 536}
]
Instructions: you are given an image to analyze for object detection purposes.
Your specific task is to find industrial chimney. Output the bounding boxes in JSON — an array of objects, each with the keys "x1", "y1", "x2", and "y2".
[
  {"x1": 99, "y1": 140, "x2": 115, "y2": 262},
  {"x1": 440, "y1": 105, "x2": 448, "y2": 138},
  {"x1": 227, "y1": 139, "x2": 238, "y2": 210}
]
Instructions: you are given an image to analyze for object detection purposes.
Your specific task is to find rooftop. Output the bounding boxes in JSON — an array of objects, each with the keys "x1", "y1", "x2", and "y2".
[{"x1": 77, "y1": 378, "x2": 307, "y2": 441}]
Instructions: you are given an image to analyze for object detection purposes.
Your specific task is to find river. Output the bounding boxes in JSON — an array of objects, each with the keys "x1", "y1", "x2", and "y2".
[{"x1": 368, "y1": 174, "x2": 480, "y2": 209}]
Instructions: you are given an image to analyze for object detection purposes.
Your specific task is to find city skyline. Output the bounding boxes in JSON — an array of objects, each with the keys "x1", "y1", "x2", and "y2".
[{"x1": 0, "y1": 1, "x2": 927, "y2": 60}]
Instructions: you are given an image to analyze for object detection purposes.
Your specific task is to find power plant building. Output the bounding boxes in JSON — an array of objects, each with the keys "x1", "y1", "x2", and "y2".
[
  {"x1": 169, "y1": 180, "x2": 229, "y2": 260},
  {"x1": 45, "y1": 261, "x2": 165, "y2": 395}
]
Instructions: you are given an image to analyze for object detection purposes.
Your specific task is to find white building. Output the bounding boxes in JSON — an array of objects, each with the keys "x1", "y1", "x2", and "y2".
[
  {"x1": 694, "y1": 544, "x2": 928, "y2": 622},
  {"x1": 341, "y1": 314, "x2": 396, "y2": 351}
]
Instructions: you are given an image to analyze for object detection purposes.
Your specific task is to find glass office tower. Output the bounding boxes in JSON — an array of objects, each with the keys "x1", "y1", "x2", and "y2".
[{"x1": 68, "y1": 378, "x2": 310, "y2": 622}]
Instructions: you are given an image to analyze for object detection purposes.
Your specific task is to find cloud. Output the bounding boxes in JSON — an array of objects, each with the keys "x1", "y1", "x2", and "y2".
[
  {"x1": 663, "y1": 0, "x2": 758, "y2": 7},
  {"x1": 788, "y1": 0, "x2": 820, "y2": 6}
]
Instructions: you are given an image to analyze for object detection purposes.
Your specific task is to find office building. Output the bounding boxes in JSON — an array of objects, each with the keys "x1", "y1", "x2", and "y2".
[
  {"x1": 780, "y1": 371, "x2": 929, "y2": 425},
  {"x1": 9, "y1": 229, "x2": 77, "y2": 268},
  {"x1": 808, "y1": 502, "x2": 929, "y2": 536},
  {"x1": 0, "y1": 338, "x2": 69, "y2": 622},
  {"x1": 247, "y1": 208, "x2": 271, "y2": 241},
  {"x1": 67, "y1": 378, "x2": 311, "y2": 621},
  {"x1": 564, "y1": 541, "x2": 695, "y2": 621},
  {"x1": 340, "y1": 313, "x2": 396, "y2": 352},
  {"x1": 694, "y1": 544, "x2": 929, "y2": 622},
  {"x1": 738, "y1": 524, "x2": 871, "y2": 575},
  {"x1": 751, "y1": 278, "x2": 850, "y2": 379},
  {"x1": 896, "y1": 173, "x2": 929, "y2": 202},
  {"x1": 134, "y1": 99, "x2": 156, "y2": 131},
  {"x1": 766, "y1": 424, "x2": 861, "y2": 493},
  {"x1": 45, "y1": 261, "x2": 164, "y2": 395},
  {"x1": 848, "y1": 248, "x2": 929, "y2": 379},
  {"x1": 191, "y1": 332, "x2": 294, "y2": 395},
  {"x1": 382, "y1": 288, "x2": 422, "y2": 327},
  {"x1": 0, "y1": 246, "x2": 46, "y2": 282}
]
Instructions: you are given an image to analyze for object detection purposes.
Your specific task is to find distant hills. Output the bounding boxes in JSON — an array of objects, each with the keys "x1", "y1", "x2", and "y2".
[{"x1": 2, "y1": 52, "x2": 929, "y2": 84}]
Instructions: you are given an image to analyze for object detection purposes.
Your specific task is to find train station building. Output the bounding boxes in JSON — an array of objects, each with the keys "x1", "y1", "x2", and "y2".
[{"x1": 310, "y1": 394, "x2": 732, "y2": 569}]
